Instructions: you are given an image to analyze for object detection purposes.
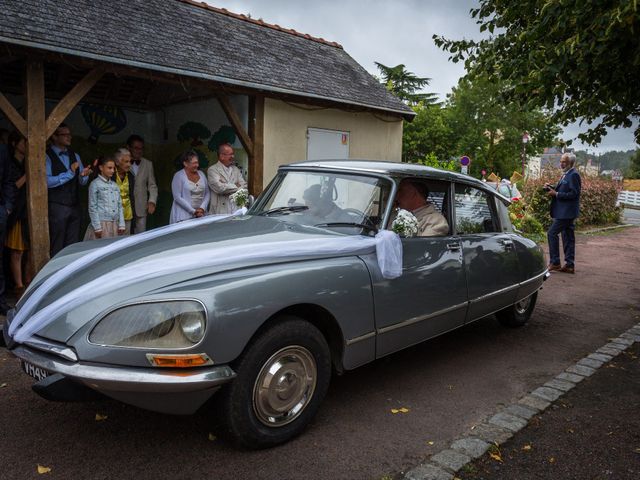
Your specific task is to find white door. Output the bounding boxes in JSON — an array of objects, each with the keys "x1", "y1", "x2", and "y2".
[{"x1": 306, "y1": 127, "x2": 349, "y2": 160}]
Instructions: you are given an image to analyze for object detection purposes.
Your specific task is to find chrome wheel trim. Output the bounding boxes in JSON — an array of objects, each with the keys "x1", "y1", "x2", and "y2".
[
  {"x1": 515, "y1": 295, "x2": 532, "y2": 315},
  {"x1": 252, "y1": 345, "x2": 317, "y2": 428}
]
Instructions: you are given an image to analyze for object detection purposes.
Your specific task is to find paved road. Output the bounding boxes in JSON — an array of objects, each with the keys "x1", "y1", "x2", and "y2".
[
  {"x1": 623, "y1": 207, "x2": 640, "y2": 225},
  {"x1": 1, "y1": 228, "x2": 639, "y2": 480}
]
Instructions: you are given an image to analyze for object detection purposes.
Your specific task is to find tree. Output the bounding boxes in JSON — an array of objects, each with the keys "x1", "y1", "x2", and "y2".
[
  {"x1": 628, "y1": 150, "x2": 640, "y2": 179},
  {"x1": 445, "y1": 76, "x2": 560, "y2": 178},
  {"x1": 375, "y1": 62, "x2": 438, "y2": 105},
  {"x1": 402, "y1": 103, "x2": 453, "y2": 163},
  {"x1": 433, "y1": 0, "x2": 640, "y2": 146}
]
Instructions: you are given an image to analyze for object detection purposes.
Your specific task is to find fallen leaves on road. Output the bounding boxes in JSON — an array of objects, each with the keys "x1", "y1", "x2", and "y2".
[
  {"x1": 489, "y1": 451, "x2": 503, "y2": 463},
  {"x1": 37, "y1": 465, "x2": 51, "y2": 474},
  {"x1": 0, "y1": 383, "x2": 7, "y2": 388},
  {"x1": 427, "y1": 441, "x2": 434, "y2": 445},
  {"x1": 390, "y1": 407, "x2": 410, "y2": 414},
  {"x1": 488, "y1": 445, "x2": 503, "y2": 463},
  {"x1": 95, "y1": 413, "x2": 108, "y2": 421},
  {"x1": 549, "y1": 457, "x2": 556, "y2": 463},
  {"x1": 634, "y1": 447, "x2": 640, "y2": 454},
  {"x1": 522, "y1": 444, "x2": 532, "y2": 451},
  {"x1": 208, "y1": 433, "x2": 217, "y2": 441}
]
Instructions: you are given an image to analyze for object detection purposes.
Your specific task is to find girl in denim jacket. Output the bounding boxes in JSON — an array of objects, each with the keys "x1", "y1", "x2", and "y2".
[{"x1": 84, "y1": 156, "x2": 125, "y2": 240}]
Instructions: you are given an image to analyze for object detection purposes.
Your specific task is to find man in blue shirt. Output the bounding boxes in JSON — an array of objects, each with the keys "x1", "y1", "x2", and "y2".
[
  {"x1": 46, "y1": 123, "x2": 91, "y2": 256},
  {"x1": 545, "y1": 153, "x2": 582, "y2": 274},
  {"x1": 0, "y1": 141, "x2": 17, "y2": 314}
]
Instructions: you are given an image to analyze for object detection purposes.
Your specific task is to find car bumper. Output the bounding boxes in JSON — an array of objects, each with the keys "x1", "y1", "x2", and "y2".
[{"x1": 4, "y1": 313, "x2": 236, "y2": 414}]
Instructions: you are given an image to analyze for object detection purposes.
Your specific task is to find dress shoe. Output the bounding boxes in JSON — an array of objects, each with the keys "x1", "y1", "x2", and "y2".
[
  {"x1": 548, "y1": 263, "x2": 562, "y2": 272},
  {"x1": 559, "y1": 264, "x2": 575, "y2": 274}
]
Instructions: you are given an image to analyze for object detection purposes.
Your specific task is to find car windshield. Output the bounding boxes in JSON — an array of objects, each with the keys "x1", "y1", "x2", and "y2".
[{"x1": 252, "y1": 170, "x2": 392, "y2": 234}]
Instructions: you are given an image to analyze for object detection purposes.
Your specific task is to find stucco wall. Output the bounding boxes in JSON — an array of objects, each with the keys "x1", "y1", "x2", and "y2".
[{"x1": 262, "y1": 98, "x2": 403, "y2": 187}]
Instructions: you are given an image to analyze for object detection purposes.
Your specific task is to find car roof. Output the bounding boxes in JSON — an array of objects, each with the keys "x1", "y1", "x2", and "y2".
[{"x1": 282, "y1": 159, "x2": 506, "y2": 199}]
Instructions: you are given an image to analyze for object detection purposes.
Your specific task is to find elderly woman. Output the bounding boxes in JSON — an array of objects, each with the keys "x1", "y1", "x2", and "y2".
[
  {"x1": 112, "y1": 147, "x2": 135, "y2": 234},
  {"x1": 170, "y1": 150, "x2": 210, "y2": 223}
]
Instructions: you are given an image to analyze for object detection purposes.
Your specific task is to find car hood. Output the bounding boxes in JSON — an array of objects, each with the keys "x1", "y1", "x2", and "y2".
[{"x1": 14, "y1": 215, "x2": 374, "y2": 343}]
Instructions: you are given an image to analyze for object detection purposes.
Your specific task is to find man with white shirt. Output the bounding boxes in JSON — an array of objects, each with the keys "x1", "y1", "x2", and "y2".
[
  {"x1": 207, "y1": 143, "x2": 247, "y2": 214},
  {"x1": 46, "y1": 123, "x2": 91, "y2": 256},
  {"x1": 126, "y1": 134, "x2": 158, "y2": 233}
]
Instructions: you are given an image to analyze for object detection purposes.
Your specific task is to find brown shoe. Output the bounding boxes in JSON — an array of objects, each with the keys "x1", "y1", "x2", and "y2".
[
  {"x1": 548, "y1": 263, "x2": 562, "y2": 271},
  {"x1": 559, "y1": 265, "x2": 575, "y2": 274}
]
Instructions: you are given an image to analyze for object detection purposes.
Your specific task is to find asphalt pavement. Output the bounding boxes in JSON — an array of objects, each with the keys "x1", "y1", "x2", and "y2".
[
  {"x1": 623, "y1": 207, "x2": 640, "y2": 225},
  {"x1": 1, "y1": 227, "x2": 639, "y2": 480}
]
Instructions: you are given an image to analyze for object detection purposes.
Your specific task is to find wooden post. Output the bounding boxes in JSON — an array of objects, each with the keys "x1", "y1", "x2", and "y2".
[
  {"x1": 0, "y1": 92, "x2": 27, "y2": 137},
  {"x1": 45, "y1": 67, "x2": 105, "y2": 139},
  {"x1": 248, "y1": 95, "x2": 264, "y2": 195},
  {"x1": 25, "y1": 60, "x2": 50, "y2": 272},
  {"x1": 217, "y1": 93, "x2": 253, "y2": 157}
]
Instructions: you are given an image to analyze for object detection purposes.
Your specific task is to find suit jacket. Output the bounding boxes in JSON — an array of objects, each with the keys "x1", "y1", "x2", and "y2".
[
  {"x1": 132, "y1": 157, "x2": 158, "y2": 218},
  {"x1": 550, "y1": 167, "x2": 581, "y2": 219},
  {"x1": 207, "y1": 161, "x2": 247, "y2": 214}
]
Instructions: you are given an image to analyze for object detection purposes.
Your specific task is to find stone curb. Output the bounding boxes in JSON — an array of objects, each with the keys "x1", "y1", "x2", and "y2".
[
  {"x1": 579, "y1": 224, "x2": 636, "y2": 235},
  {"x1": 401, "y1": 322, "x2": 640, "y2": 480}
]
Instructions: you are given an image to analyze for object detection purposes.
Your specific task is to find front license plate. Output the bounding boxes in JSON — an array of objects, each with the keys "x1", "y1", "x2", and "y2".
[{"x1": 22, "y1": 361, "x2": 51, "y2": 382}]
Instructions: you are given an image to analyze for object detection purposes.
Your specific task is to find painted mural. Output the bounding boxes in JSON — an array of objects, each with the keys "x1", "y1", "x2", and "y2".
[
  {"x1": 81, "y1": 104, "x2": 127, "y2": 143},
  {"x1": 0, "y1": 93, "x2": 249, "y2": 230}
]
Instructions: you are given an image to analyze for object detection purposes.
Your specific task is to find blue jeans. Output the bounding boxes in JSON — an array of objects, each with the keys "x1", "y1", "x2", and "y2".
[{"x1": 547, "y1": 218, "x2": 575, "y2": 266}]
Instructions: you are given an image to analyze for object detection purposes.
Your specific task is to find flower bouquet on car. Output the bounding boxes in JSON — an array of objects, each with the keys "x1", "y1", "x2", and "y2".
[
  {"x1": 391, "y1": 209, "x2": 419, "y2": 237},
  {"x1": 230, "y1": 187, "x2": 250, "y2": 208}
]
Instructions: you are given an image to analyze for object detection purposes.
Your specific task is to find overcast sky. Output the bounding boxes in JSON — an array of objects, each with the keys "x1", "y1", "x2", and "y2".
[{"x1": 209, "y1": 0, "x2": 637, "y2": 154}]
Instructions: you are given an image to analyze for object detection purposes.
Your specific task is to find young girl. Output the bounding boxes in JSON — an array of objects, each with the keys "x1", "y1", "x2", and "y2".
[{"x1": 84, "y1": 156, "x2": 125, "y2": 240}]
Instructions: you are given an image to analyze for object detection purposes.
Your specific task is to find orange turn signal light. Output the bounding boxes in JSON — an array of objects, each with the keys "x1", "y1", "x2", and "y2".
[{"x1": 146, "y1": 353, "x2": 213, "y2": 368}]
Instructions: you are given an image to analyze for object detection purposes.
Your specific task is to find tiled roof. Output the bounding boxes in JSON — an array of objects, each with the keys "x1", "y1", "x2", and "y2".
[{"x1": 0, "y1": 0, "x2": 413, "y2": 117}]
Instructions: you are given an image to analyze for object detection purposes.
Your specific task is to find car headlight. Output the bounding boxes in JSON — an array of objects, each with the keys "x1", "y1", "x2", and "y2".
[{"x1": 89, "y1": 301, "x2": 207, "y2": 348}]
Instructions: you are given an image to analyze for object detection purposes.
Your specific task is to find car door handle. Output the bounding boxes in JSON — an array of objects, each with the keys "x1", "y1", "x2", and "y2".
[
  {"x1": 446, "y1": 243, "x2": 461, "y2": 251},
  {"x1": 500, "y1": 238, "x2": 514, "y2": 250}
]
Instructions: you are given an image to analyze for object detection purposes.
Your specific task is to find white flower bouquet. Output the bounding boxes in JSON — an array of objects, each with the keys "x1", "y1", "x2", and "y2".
[
  {"x1": 391, "y1": 209, "x2": 419, "y2": 237},
  {"x1": 230, "y1": 187, "x2": 249, "y2": 208}
]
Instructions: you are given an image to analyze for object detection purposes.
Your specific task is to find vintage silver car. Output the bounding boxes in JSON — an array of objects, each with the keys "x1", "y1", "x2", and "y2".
[{"x1": 3, "y1": 160, "x2": 547, "y2": 448}]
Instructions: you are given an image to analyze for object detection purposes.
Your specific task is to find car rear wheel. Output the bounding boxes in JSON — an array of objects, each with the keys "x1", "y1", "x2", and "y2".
[
  {"x1": 496, "y1": 292, "x2": 537, "y2": 328},
  {"x1": 219, "y1": 316, "x2": 331, "y2": 449}
]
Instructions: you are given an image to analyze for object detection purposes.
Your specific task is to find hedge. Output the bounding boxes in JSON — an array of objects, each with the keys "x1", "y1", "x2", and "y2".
[{"x1": 520, "y1": 168, "x2": 621, "y2": 229}]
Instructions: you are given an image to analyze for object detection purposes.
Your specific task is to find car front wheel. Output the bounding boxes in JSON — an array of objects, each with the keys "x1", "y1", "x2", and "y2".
[
  {"x1": 496, "y1": 292, "x2": 538, "y2": 328},
  {"x1": 220, "y1": 317, "x2": 331, "y2": 449}
]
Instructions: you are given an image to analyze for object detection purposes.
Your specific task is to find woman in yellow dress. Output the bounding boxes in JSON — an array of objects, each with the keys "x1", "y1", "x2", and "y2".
[{"x1": 6, "y1": 131, "x2": 31, "y2": 295}]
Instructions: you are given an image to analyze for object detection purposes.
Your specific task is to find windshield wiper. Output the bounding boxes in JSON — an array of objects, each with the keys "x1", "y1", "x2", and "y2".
[
  {"x1": 313, "y1": 222, "x2": 378, "y2": 234},
  {"x1": 259, "y1": 205, "x2": 309, "y2": 216}
]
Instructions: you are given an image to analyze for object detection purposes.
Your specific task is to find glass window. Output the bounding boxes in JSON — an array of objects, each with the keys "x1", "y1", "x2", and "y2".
[
  {"x1": 251, "y1": 170, "x2": 392, "y2": 234},
  {"x1": 454, "y1": 184, "x2": 498, "y2": 234}
]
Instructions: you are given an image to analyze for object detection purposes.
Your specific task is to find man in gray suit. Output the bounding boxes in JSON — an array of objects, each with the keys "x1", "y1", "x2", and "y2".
[{"x1": 127, "y1": 135, "x2": 158, "y2": 233}]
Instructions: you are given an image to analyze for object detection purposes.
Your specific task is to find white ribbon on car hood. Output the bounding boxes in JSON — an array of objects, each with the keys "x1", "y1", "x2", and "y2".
[{"x1": 9, "y1": 217, "x2": 402, "y2": 343}]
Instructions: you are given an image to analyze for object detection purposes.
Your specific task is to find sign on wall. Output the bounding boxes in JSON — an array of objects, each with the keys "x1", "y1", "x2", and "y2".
[{"x1": 307, "y1": 127, "x2": 349, "y2": 160}]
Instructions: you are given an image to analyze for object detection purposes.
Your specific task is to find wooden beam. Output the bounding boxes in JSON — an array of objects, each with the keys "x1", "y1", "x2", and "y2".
[
  {"x1": 217, "y1": 93, "x2": 253, "y2": 157},
  {"x1": 25, "y1": 60, "x2": 50, "y2": 272},
  {"x1": 248, "y1": 95, "x2": 264, "y2": 195},
  {"x1": 45, "y1": 66, "x2": 105, "y2": 139},
  {"x1": 0, "y1": 91, "x2": 27, "y2": 136}
]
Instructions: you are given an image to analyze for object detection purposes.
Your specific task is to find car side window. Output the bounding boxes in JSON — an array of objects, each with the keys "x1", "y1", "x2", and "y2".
[{"x1": 454, "y1": 184, "x2": 498, "y2": 234}]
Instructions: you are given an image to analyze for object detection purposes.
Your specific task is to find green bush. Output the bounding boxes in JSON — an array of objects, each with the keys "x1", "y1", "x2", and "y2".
[{"x1": 522, "y1": 169, "x2": 621, "y2": 229}]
